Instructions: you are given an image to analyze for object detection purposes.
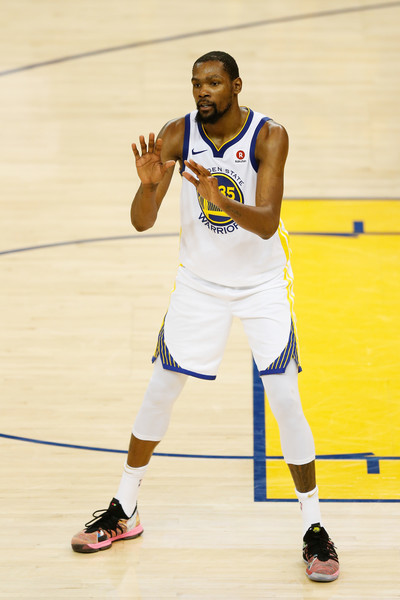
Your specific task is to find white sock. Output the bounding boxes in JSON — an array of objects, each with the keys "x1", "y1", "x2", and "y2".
[
  {"x1": 115, "y1": 461, "x2": 148, "y2": 517},
  {"x1": 295, "y1": 486, "x2": 322, "y2": 535}
]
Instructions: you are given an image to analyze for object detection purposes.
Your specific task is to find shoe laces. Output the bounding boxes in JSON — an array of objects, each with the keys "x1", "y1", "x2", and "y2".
[
  {"x1": 84, "y1": 503, "x2": 125, "y2": 535},
  {"x1": 304, "y1": 525, "x2": 338, "y2": 562}
]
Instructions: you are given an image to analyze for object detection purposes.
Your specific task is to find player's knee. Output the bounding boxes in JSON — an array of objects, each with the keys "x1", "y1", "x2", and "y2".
[
  {"x1": 132, "y1": 367, "x2": 187, "y2": 440},
  {"x1": 261, "y1": 360, "x2": 305, "y2": 425},
  {"x1": 268, "y1": 388, "x2": 305, "y2": 426},
  {"x1": 146, "y1": 361, "x2": 187, "y2": 406}
]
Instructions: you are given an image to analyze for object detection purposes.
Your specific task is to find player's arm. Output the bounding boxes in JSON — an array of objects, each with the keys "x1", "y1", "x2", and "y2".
[
  {"x1": 183, "y1": 121, "x2": 288, "y2": 239},
  {"x1": 130, "y1": 118, "x2": 184, "y2": 231}
]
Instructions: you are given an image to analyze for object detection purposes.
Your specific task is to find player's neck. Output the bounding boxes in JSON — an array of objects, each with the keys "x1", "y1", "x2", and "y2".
[{"x1": 202, "y1": 105, "x2": 247, "y2": 148}]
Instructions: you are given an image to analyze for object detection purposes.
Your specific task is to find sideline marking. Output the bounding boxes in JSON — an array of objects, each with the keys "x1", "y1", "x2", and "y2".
[
  {"x1": 1, "y1": 221, "x2": 399, "y2": 257},
  {"x1": 0, "y1": 232, "x2": 178, "y2": 256},
  {"x1": 0, "y1": 432, "x2": 250, "y2": 459},
  {"x1": 0, "y1": 432, "x2": 397, "y2": 465},
  {"x1": 253, "y1": 360, "x2": 267, "y2": 501},
  {"x1": 1, "y1": 3, "x2": 400, "y2": 76}
]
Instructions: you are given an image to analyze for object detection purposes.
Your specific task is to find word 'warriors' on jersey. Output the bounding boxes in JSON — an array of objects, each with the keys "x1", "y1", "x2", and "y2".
[{"x1": 179, "y1": 108, "x2": 291, "y2": 288}]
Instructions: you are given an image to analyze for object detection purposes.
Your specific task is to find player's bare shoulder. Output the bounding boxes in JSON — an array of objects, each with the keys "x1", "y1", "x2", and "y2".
[
  {"x1": 158, "y1": 117, "x2": 186, "y2": 162},
  {"x1": 254, "y1": 119, "x2": 289, "y2": 168}
]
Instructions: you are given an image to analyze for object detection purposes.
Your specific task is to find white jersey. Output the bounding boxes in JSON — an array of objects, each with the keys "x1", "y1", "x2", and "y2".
[{"x1": 178, "y1": 108, "x2": 290, "y2": 287}]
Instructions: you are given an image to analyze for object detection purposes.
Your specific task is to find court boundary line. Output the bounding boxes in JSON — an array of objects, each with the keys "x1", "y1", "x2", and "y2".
[
  {"x1": 2, "y1": 431, "x2": 399, "y2": 464},
  {"x1": 1, "y1": 220, "x2": 399, "y2": 257},
  {"x1": 1, "y1": 2, "x2": 400, "y2": 77},
  {"x1": 0, "y1": 232, "x2": 178, "y2": 256},
  {"x1": 1, "y1": 432, "x2": 398, "y2": 503}
]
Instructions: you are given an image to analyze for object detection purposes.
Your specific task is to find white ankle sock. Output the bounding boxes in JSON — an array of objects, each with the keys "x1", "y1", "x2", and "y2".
[
  {"x1": 115, "y1": 461, "x2": 148, "y2": 517},
  {"x1": 295, "y1": 486, "x2": 322, "y2": 535}
]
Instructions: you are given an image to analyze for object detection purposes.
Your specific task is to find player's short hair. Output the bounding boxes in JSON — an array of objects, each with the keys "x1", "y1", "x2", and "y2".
[{"x1": 193, "y1": 51, "x2": 240, "y2": 81}]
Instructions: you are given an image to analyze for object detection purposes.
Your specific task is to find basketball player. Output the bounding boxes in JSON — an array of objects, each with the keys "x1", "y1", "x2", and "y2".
[{"x1": 71, "y1": 51, "x2": 339, "y2": 582}]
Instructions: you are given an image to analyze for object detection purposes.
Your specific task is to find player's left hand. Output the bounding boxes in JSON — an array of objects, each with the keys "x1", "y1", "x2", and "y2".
[{"x1": 183, "y1": 160, "x2": 226, "y2": 209}]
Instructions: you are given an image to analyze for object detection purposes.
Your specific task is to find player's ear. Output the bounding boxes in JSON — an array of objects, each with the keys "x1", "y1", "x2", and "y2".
[{"x1": 233, "y1": 77, "x2": 242, "y2": 95}]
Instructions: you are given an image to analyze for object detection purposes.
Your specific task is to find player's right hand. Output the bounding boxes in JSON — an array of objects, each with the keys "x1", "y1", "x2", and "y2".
[{"x1": 131, "y1": 133, "x2": 175, "y2": 185}]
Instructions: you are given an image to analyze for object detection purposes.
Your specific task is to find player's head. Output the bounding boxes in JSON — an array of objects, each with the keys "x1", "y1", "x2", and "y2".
[
  {"x1": 192, "y1": 51, "x2": 242, "y2": 125},
  {"x1": 193, "y1": 51, "x2": 240, "y2": 81}
]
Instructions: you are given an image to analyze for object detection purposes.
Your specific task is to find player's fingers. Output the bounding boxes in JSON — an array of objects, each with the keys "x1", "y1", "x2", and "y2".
[
  {"x1": 182, "y1": 171, "x2": 199, "y2": 186},
  {"x1": 186, "y1": 159, "x2": 199, "y2": 172},
  {"x1": 131, "y1": 143, "x2": 140, "y2": 159},
  {"x1": 187, "y1": 159, "x2": 209, "y2": 177},
  {"x1": 148, "y1": 132, "x2": 155, "y2": 153},
  {"x1": 154, "y1": 137, "x2": 164, "y2": 156},
  {"x1": 162, "y1": 160, "x2": 176, "y2": 173},
  {"x1": 139, "y1": 135, "x2": 147, "y2": 154},
  {"x1": 184, "y1": 160, "x2": 201, "y2": 176}
]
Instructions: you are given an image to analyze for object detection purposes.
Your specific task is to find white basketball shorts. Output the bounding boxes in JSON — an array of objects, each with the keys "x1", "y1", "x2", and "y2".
[{"x1": 152, "y1": 266, "x2": 301, "y2": 379}]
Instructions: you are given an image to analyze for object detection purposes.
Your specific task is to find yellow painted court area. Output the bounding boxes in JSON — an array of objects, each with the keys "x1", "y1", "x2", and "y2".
[
  {"x1": 264, "y1": 199, "x2": 400, "y2": 500},
  {"x1": 282, "y1": 199, "x2": 400, "y2": 232}
]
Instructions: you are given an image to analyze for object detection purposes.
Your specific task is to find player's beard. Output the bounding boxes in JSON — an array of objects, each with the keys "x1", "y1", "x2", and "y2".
[{"x1": 195, "y1": 101, "x2": 232, "y2": 124}]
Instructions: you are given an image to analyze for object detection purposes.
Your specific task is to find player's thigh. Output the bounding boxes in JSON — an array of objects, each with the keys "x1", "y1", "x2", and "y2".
[
  {"x1": 164, "y1": 276, "x2": 233, "y2": 376},
  {"x1": 237, "y1": 288, "x2": 292, "y2": 372}
]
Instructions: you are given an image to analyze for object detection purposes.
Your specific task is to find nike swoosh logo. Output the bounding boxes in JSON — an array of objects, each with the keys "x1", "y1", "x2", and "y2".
[{"x1": 192, "y1": 149, "x2": 207, "y2": 155}]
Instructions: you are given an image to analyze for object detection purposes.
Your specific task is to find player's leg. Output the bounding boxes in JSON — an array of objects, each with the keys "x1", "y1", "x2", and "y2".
[
  {"x1": 260, "y1": 358, "x2": 318, "y2": 525},
  {"x1": 261, "y1": 362, "x2": 339, "y2": 582},
  {"x1": 71, "y1": 267, "x2": 232, "y2": 554},
  {"x1": 71, "y1": 358, "x2": 187, "y2": 553},
  {"x1": 239, "y1": 284, "x2": 339, "y2": 582},
  {"x1": 237, "y1": 286, "x2": 319, "y2": 525},
  {"x1": 116, "y1": 357, "x2": 188, "y2": 513}
]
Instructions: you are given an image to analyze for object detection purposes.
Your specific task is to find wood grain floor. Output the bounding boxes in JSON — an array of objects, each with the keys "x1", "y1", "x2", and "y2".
[{"x1": 1, "y1": 1, "x2": 400, "y2": 598}]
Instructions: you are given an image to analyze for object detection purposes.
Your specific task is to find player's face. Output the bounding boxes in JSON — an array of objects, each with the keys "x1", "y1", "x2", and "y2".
[{"x1": 192, "y1": 61, "x2": 237, "y2": 124}]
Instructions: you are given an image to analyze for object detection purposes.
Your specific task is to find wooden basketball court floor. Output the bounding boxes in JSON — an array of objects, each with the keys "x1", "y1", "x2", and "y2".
[{"x1": 1, "y1": 1, "x2": 399, "y2": 598}]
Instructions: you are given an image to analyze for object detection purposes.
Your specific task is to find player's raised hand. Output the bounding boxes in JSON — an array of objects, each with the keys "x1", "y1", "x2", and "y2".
[{"x1": 131, "y1": 133, "x2": 175, "y2": 185}]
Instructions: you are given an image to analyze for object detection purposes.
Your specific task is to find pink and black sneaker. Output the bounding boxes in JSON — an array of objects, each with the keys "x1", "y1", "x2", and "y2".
[
  {"x1": 71, "y1": 498, "x2": 143, "y2": 553},
  {"x1": 303, "y1": 523, "x2": 339, "y2": 582}
]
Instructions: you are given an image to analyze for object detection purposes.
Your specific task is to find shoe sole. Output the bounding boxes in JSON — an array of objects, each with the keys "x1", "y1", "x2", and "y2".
[
  {"x1": 72, "y1": 524, "x2": 144, "y2": 553},
  {"x1": 306, "y1": 571, "x2": 339, "y2": 582}
]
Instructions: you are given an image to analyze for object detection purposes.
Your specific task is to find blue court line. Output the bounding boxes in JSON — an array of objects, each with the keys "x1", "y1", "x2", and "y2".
[
  {"x1": 253, "y1": 360, "x2": 267, "y2": 501},
  {"x1": 1, "y1": 221, "x2": 399, "y2": 257},
  {"x1": 252, "y1": 360, "x2": 268, "y2": 502},
  {"x1": 0, "y1": 432, "x2": 248, "y2": 458},
  {"x1": 0, "y1": 232, "x2": 178, "y2": 256},
  {"x1": 1, "y1": 432, "x2": 399, "y2": 503},
  {"x1": 2, "y1": 432, "x2": 397, "y2": 463},
  {"x1": 1, "y1": 2, "x2": 399, "y2": 77}
]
